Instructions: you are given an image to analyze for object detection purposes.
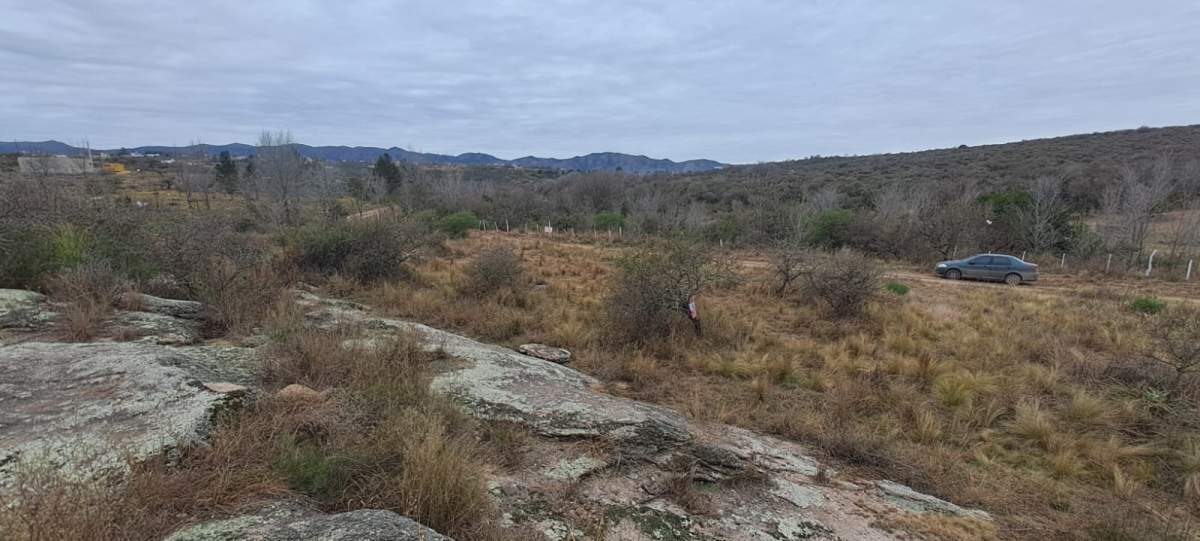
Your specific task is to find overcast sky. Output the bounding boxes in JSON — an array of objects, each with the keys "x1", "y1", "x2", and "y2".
[{"x1": 2, "y1": 1, "x2": 1199, "y2": 163}]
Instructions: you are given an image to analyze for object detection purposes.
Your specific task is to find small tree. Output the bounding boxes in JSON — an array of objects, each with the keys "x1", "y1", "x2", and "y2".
[
  {"x1": 1147, "y1": 305, "x2": 1200, "y2": 387},
  {"x1": 769, "y1": 238, "x2": 807, "y2": 296},
  {"x1": 439, "y1": 211, "x2": 478, "y2": 239},
  {"x1": 256, "y1": 130, "x2": 307, "y2": 223},
  {"x1": 604, "y1": 238, "x2": 728, "y2": 344},
  {"x1": 214, "y1": 151, "x2": 239, "y2": 196},
  {"x1": 243, "y1": 157, "x2": 258, "y2": 199},
  {"x1": 374, "y1": 153, "x2": 403, "y2": 195},
  {"x1": 594, "y1": 211, "x2": 625, "y2": 231},
  {"x1": 804, "y1": 209, "x2": 855, "y2": 248}
]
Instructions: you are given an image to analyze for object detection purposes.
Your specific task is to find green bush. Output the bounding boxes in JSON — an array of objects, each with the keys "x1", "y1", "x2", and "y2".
[
  {"x1": 885, "y1": 282, "x2": 910, "y2": 296},
  {"x1": 594, "y1": 211, "x2": 625, "y2": 230},
  {"x1": 0, "y1": 228, "x2": 57, "y2": 289},
  {"x1": 0, "y1": 224, "x2": 105, "y2": 289},
  {"x1": 48, "y1": 224, "x2": 91, "y2": 269},
  {"x1": 805, "y1": 209, "x2": 856, "y2": 249},
  {"x1": 438, "y1": 211, "x2": 478, "y2": 239},
  {"x1": 1131, "y1": 297, "x2": 1166, "y2": 315}
]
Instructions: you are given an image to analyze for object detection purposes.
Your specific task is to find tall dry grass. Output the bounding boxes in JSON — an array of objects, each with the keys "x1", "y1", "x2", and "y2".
[
  {"x1": 45, "y1": 260, "x2": 129, "y2": 341},
  {"x1": 353, "y1": 232, "x2": 1200, "y2": 539}
]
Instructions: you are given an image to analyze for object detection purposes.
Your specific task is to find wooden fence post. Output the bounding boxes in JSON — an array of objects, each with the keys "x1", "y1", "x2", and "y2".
[
  {"x1": 1187, "y1": 259, "x2": 1194, "y2": 281},
  {"x1": 1105, "y1": 254, "x2": 1112, "y2": 273},
  {"x1": 1146, "y1": 250, "x2": 1158, "y2": 277}
]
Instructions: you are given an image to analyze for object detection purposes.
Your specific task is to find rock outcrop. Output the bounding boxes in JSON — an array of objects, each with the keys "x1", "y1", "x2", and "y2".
[
  {"x1": 297, "y1": 292, "x2": 691, "y2": 454},
  {"x1": 125, "y1": 292, "x2": 205, "y2": 320},
  {"x1": 295, "y1": 291, "x2": 993, "y2": 540},
  {"x1": 0, "y1": 289, "x2": 53, "y2": 329},
  {"x1": 0, "y1": 341, "x2": 260, "y2": 487},
  {"x1": 164, "y1": 502, "x2": 454, "y2": 541},
  {"x1": 0, "y1": 289, "x2": 204, "y2": 346},
  {"x1": 1, "y1": 286, "x2": 993, "y2": 540}
]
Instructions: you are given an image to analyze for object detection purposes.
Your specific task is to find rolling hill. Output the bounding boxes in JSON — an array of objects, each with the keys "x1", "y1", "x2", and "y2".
[
  {"x1": 662, "y1": 124, "x2": 1200, "y2": 204},
  {"x1": 0, "y1": 141, "x2": 724, "y2": 174}
]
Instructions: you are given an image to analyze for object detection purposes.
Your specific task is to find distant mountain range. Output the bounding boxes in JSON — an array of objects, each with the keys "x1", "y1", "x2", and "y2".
[{"x1": 0, "y1": 141, "x2": 725, "y2": 174}]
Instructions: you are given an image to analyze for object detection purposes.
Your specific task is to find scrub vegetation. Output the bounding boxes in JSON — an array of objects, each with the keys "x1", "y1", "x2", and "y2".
[{"x1": 2, "y1": 124, "x2": 1200, "y2": 540}]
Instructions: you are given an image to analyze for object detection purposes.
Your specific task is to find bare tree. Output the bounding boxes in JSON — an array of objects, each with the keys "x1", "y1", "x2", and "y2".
[
  {"x1": 173, "y1": 146, "x2": 210, "y2": 210},
  {"x1": 1102, "y1": 158, "x2": 1175, "y2": 263},
  {"x1": 1164, "y1": 163, "x2": 1200, "y2": 260},
  {"x1": 769, "y1": 238, "x2": 807, "y2": 295},
  {"x1": 807, "y1": 185, "x2": 842, "y2": 213},
  {"x1": 915, "y1": 186, "x2": 981, "y2": 259},
  {"x1": 1014, "y1": 175, "x2": 1069, "y2": 253},
  {"x1": 570, "y1": 171, "x2": 626, "y2": 212},
  {"x1": 625, "y1": 188, "x2": 665, "y2": 233},
  {"x1": 1164, "y1": 200, "x2": 1200, "y2": 260},
  {"x1": 255, "y1": 130, "x2": 307, "y2": 223}
]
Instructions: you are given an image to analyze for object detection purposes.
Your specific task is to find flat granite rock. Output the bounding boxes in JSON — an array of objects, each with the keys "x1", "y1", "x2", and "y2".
[
  {"x1": 0, "y1": 289, "x2": 53, "y2": 329},
  {"x1": 126, "y1": 292, "x2": 206, "y2": 320},
  {"x1": 517, "y1": 343, "x2": 572, "y2": 364},
  {"x1": 295, "y1": 291, "x2": 690, "y2": 454},
  {"x1": 111, "y1": 310, "x2": 203, "y2": 345},
  {"x1": 165, "y1": 501, "x2": 454, "y2": 541},
  {"x1": 0, "y1": 341, "x2": 260, "y2": 487}
]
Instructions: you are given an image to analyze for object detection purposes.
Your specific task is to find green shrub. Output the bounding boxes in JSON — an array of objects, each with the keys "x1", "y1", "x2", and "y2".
[
  {"x1": 1131, "y1": 297, "x2": 1166, "y2": 315},
  {"x1": 273, "y1": 435, "x2": 355, "y2": 499},
  {"x1": 0, "y1": 224, "x2": 104, "y2": 289},
  {"x1": 885, "y1": 282, "x2": 910, "y2": 296},
  {"x1": 438, "y1": 211, "x2": 478, "y2": 239},
  {"x1": 0, "y1": 228, "x2": 57, "y2": 289},
  {"x1": 804, "y1": 209, "x2": 856, "y2": 249},
  {"x1": 48, "y1": 224, "x2": 91, "y2": 269},
  {"x1": 594, "y1": 211, "x2": 625, "y2": 230}
]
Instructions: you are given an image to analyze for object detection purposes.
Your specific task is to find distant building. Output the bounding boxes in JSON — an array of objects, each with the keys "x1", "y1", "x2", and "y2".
[{"x1": 17, "y1": 156, "x2": 95, "y2": 174}]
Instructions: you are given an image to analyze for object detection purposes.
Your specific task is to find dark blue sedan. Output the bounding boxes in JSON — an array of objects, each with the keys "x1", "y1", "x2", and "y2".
[{"x1": 935, "y1": 254, "x2": 1039, "y2": 285}]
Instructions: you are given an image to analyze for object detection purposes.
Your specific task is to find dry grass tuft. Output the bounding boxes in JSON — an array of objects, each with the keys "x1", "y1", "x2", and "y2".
[
  {"x1": 1, "y1": 322, "x2": 515, "y2": 541},
  {"x1": 45, "y1": 260, "x2": 128, "y2": 341}
]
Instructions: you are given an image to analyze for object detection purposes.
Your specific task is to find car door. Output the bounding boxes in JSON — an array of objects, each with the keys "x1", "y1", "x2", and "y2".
[
  {"x1": 988, "y1": 256, "x2": 1013, "y2": 281},
  {"x1": 963, "y1": 256, "x2": 991, "y2": 279}
]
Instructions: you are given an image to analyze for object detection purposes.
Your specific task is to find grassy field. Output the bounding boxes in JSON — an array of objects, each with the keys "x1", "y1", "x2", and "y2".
[{"x1": 344, "y1": 230, "x2": 1200, "y2": 540}]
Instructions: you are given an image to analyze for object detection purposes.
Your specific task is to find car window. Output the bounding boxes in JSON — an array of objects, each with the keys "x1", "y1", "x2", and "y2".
[
  {"x1": 968, "y1": 256, "x2": 990, "y2": 264},
  {"x1": 992, "y1": 256, "x2": 1012, "y2": 267}
]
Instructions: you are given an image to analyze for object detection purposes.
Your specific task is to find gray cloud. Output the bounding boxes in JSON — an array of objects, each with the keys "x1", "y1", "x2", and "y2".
[{"x1": 2, "y1": 0, "x2": 1199, "y2": 162}]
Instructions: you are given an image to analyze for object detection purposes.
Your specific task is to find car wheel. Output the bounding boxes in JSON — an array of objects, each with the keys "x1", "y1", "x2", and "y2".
[
  {"x1": 1004, "y1": 273, "x2": 1021, "y2": 286},
  {"x1": 945, "y1": 269, "x2": 961, "y2": 280}
]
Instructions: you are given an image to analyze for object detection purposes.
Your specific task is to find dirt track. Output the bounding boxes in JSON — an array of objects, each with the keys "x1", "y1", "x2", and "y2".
[{"x1": 735, "y1": 253, "x2": 1200, "y2": 305}]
